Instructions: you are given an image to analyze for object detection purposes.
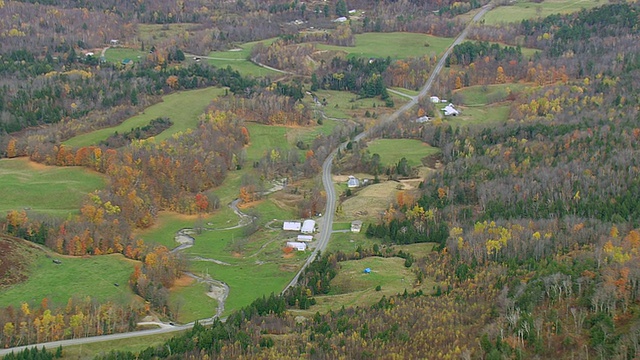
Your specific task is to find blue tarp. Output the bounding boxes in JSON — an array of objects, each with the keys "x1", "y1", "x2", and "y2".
[{"x1": 364, "y1": 268, "x2": 371, "y2": 274}]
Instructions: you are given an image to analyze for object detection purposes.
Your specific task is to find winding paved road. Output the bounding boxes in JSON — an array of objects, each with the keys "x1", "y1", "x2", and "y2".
[
  {"x1": 283, "y1": 3, "x2": 493, "y2": 293},
  {"x1": 0, "y1": 5, "x2": 491, "y2": 357}
]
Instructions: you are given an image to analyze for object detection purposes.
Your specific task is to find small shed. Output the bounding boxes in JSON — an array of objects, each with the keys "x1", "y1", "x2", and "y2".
[
  {"x1": 110, "y1": 39, "x2": 119, "y2": 46},
  {"x1": 430, "y1": 96, "x2": 440, "y2": 103},
  {"x1": 286, "y1": 241, "x2": 307, "y2": 251},
  {"x1": 416, "y1": 116, "x2": 430, "y2": 123},
  {"x1": 283, "y1": 221, "x2": 302, "y2": 231},
  {"x1": 347, "y1": 175, "x2": 360, "y2": 188},
  {"x1": 301, "y1": 219, "x2": 316, "y2": 234},
  {"x1": 297, "y1": 234, "x2": 314, "y2": 242},
  {"x1": 351, "y1": 220, "x2": 363, "y2": 233},
  {"x1": 364, "y1": 268, "x2": 371, "y2": 274}
]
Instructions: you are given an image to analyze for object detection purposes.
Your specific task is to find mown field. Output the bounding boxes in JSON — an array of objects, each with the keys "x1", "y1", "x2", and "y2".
[
  {"x1": 306, "y1": 89, "x2": 407, "y2": 119},
  {"x1": 483, "y1": 0, "x2": 603, "y2": 24},
  {"x1": 317, "y1": 32, "x2": 455, "y2": 60},
  {"x1": 0, "y1": 243, "x2": 136, "y2": 309},
  {"x1": 206, "y1": 38, "x2": 280, "y2": 77},
  {"x1": 0, "y1": 158, "x2": 105, "y2": 216},
  {"x1": 290, "y1": 251, "x2": 437, "y2": 316},
  {"x1": 64, "y1": 87, "x2": 226, "y2": 148},
  {"x1": 103, "y1": 47, "x2": 147, "y2": 64},
  {"x1": 365, "y1": 138, "x2": 440, "y2": 168}
]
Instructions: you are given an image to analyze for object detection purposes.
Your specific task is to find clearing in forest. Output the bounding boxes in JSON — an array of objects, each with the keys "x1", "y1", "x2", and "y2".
[
  {"x1": 317, "y1": 32, "x2": 455, "y2": 60},
  {"x1": 0, "y1": 158, "x2": 105, "y2": 216},
  {"x1": 64, "y1": 87, "x2": 226, "y2": 148},
  {"x1": 365, "y1": 138, "x2": 440, "y2": 168},
  {"x1": 0, "y1": 236, "x2": 136, "y2": 308},
  {"x1": 291, "y1": 256, "x2": 436, "y2": 316},
  {"x1": 482, "y1": 0, "x2": 602, "y2": 25}
]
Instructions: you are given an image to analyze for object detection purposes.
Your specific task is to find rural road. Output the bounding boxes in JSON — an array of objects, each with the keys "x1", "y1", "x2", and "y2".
[
  {"x1": 283, "y1": 3, "x2": 493, "y2": 293},
  {"x1": 0, "y1": 5, "x2": 492, "y2": 357}
]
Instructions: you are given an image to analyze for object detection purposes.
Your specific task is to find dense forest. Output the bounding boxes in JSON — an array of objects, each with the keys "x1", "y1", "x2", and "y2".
[{"x1": 2, "y1": 0, "x2": 640, "y2": 358}]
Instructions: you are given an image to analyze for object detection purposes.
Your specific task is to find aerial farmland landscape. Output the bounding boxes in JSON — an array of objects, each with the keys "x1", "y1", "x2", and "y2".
[{"x1": 1, "y1": 0, "x2": 640, "y2": 358}]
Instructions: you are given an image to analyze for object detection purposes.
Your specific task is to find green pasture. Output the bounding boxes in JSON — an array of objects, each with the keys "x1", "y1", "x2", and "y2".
[
  {"x1": 483, "y1": 0, "x2": 603, "y2": 25},
  {"x1": 324, "y1": 230, "x2": 381, "y2": 254},
  {"x1": 103, "y1": 48, "x2": 147, "y2": 64},
  {"x1": 366, "y1": 139, "x2": 440, "y2": 168},
  {"x1": 454, "y1": 83, "x2": 528, "y2": 106},
  {"x1": 317, "y1": 32, "x2": 455, "y2": 60},
  {"x1": 64, "y1": 87, "x2": 225, "y2": 148},
  {"x1": 307, "y1": 89, "x2": 405, "y2": 119},
  {"x1": 206, "y1": 58, "x2": 280, "y2": 77},
  {"x1": 390, "y1": 242, "x2": 436, "y2": 260},
  {"x1": 441, "y1": 103, "x2": 511, "y2": 128},
  {"x1": 62, "y1": 331, "x2": 179, "y2": 359},
  {"x1": 0, "y1": 158, "x2": 105, "y2": 216},
  {"x1": 0, "y1": 252, "x2": 136, "y2": 309},
  {"x1": 292, "y1": 256, "x2": 435, "y2": 316},
  {"x1": 169, "y1": 281, "x2": 218, "y2": 323},
  {"x1": 206, "y1": 38, "x2": 280, "y2": 77}
]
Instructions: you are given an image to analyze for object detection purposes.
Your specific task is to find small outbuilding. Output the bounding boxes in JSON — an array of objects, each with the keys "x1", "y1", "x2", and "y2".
[
  {"x1": 351, "y1": 220, "x2": 363, "y2": 233},
  {"x1": 286, "y1": 241, "x2": 307, "y2": 251},
  {"x1": 429, "y1": 96, "x2": 440, "y2": 103},
  {"x1": 297, "y1": 234, "x2": 314, "y2": 242},
  {"x1": 283, "y1": 221, "x2": 302, "y2": 231},
  {"x1": 301, "y1": 219, "x2": 316, "y2": 234}
]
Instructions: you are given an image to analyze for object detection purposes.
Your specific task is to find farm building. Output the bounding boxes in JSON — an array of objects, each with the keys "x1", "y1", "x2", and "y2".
[
  {"x1": 351, "y1": 220, "x2": 363, "y2": 233},
  {"x1": 443, "y1": 103, "x2": 459, "y2": 116},
  {"x1": 347, "y1": 175, "x2": 360, "y2": 188},
  {"x1": 415, "y1": 116, "x2": 430, "y2": 123},
  {"x1": 286, "y1": 241, "x2": 307, "y2": 251},
  {"x1": 301, "y1": 219, "x2": 316, "y2": 234},
  {"x1": 283, "y1": 221, "x2": 302, "y2": 231},
  {"x1": 297, "y1": 234, "x2": 314, "y2": 242},
  {"x1": 430, "y1": 96, "x2": 440, "y2": 103}
]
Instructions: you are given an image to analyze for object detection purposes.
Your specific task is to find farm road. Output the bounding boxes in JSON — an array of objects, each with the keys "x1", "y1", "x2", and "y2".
[{"x1": 0, "y1": 5, "x2": 493, "y2": 357}]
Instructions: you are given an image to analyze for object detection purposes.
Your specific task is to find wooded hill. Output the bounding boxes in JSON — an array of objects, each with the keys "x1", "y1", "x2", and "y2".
[{"x1": 2, "y1": 0, "x2": 640, "y2": 358}]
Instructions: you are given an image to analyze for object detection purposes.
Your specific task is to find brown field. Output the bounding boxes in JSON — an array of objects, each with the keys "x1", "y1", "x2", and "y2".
[{"x1": 339, "y1": 181, "x2": 402, "y2": 221}]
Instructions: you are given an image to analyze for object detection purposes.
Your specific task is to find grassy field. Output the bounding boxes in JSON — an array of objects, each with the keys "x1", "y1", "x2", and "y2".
[
  {"x1": 138, "y1": 23, "x2": 200, "y2": 47},
  {"x1": 454, "y1": 83, "x2": 528, "y2": 106},
  {"x1": 0, "y1": 251, "x2": 136, "y2": 309},
  {"x1": 0, "y1": 158, "x2": 105, "y2": 216},
  {"x1": 64, "y1": 87, "x2": 225, "y2": 148},
  {"x1": 169, "y1": 278, "x2": 218, "y2": 323},
  {"x1": 324, "y1": 230, "x2": 382, "y2": 254},
  {"x1": 317, "y1": 32, "x2": 454, "y2": 60},
  {"x1": 103, "y1": 48, "x2": 147, "y2": 64},
  {"x1": 483, "y1": 0, "x2": 603, "y2": 25},
  {"x1": 62, "y1": 331, "x2": 179, "y2": 359},
  {"x1": 365, "y1": 139, "x2": 440, "y2": 168},
  {"x1": 206, "y1": 38, "x2": 280, "y2": 77},
  {"x1": 291, "y1": 256, "x2": 436, "y2": 316},
  {"x1": 307, "y1": 89, "x2": 406, "y2": 119}
]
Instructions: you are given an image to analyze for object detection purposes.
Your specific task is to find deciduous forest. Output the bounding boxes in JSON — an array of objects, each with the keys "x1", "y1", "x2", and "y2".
[{"x1": 1, "y1": 0, "x2": 640, "y2": 359}]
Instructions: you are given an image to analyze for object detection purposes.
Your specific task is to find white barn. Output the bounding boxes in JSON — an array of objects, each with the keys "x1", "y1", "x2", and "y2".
[
  {"x1": 286, "y1": 241, "x2": 307, "y2": 251},
  {"x1": 297, "y1": 234, "x2": 314, "y2": 242},
  {"x1": 283, "y1": 221, "x2": 302, "y2": 231},
  {"x1": 443, "y1": 103, "x2": 459, "y2": 116},
  {"x1": 301, "y1": 219, "x2": 316, "y2": 234},
  {"x1": 347, "y1": 175, "x2": 360, "y2": 188}
]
